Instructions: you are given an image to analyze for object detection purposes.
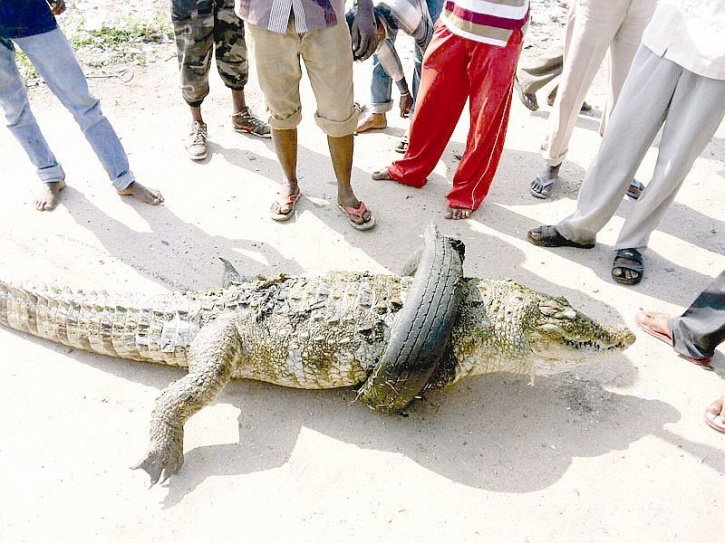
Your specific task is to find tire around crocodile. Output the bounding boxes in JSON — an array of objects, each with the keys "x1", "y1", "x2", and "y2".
[{"x1": 356, "y1": 223, "x2": 465, "y2": 413}]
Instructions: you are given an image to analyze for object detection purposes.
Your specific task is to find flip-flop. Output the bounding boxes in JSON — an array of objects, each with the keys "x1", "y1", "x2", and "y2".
[
  {"x1": 338, "y1": 201, "x2": 376, "y2": 231},
  {"x1": 270, "y1": 192, "x2": 301, "y2": 222},
  {"x1": 529, "y1": 173, "x2": 556, "y2": 199},
  {"x1": 704, "y1": 409, "x2": 725, "y2": 434},
  {"x1": 527, "y1": 225, "x2": 595, "y2": 249},
  {"x1": 634, "y1": 311, "x2": 712, "y2": 367}
]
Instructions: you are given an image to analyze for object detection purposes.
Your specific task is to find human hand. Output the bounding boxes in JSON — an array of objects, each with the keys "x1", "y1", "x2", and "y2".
[
  {"x1": 350, "y1": 0, "x2": 377, "y2": 61},
  {"x1": 47, "y1": 0, "x2": 67, "y2": 15},
  {"x1": 399, "y1": 93, "x2": 413, "y2": 118}
]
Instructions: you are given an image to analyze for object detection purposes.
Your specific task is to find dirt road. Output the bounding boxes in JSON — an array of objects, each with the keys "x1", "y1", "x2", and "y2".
[{"x1": 0, "y1": 3, "x2": 723, "y2": 542}]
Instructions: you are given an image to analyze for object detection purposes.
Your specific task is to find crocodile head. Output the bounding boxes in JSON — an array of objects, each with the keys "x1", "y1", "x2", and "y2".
[{"x1": 528, "y1": 297, "x2": 636, "y2": 375}]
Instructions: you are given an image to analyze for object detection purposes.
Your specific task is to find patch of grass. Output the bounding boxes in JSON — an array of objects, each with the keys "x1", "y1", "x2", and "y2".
[{"x1": 17, "y1": 10, "x2": 173, "y2": 83}]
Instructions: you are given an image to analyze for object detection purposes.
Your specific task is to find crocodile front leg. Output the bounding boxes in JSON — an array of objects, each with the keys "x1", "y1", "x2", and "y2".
[{"x1": 133, "y1": 312, "x2": 244, "y2": 485}]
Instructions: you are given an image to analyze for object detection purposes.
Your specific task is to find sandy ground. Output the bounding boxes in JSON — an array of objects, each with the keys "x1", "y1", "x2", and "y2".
[{"x1": 1, "y1": 10, "x2": 724, "y2": 543}]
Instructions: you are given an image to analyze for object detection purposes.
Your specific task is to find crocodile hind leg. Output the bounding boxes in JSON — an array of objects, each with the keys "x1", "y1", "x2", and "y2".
[{"x1": 133, "y1": 312, "x2": 244, "y2": 485}]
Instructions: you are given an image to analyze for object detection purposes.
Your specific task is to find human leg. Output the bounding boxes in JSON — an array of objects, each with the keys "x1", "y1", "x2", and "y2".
[
  {"x1": 635, "y1": 271, "x2": 725, "y2": 364},
  {"x1": 446, "y1": 29, "x2": 523, "y2": 215},
  {"x1": 15, "y1": 30, "x2": 151, "y2": 196},
  {"x1": 534, "y1": 0, "x2": 629, "y2": 198},
  {"x1": 269, "y1": 128, "x2": 301, "y2": 220},
  {"x1": 599, "y1": 0, "x2": 656, "y2": 135},
  {"x1": 0, "y1": 37, "x2": 68, "y2": 210},
  {"x1": 172, "y1": 0, "x2": 214, "y2": 157},
  {"x1": 356, "y1": 42, "x2": 395, "y2": 133},
  {"x1": 516, "y1": 41, "x2": 564, "y2": 99},
  {"x1": 375, "y1": 24, "x2": 470, "y2": 188},
  {"x1": 553, "y1": 46, "x2": 674, "y2": 246},
  {"x1": 612, "y1": 70, "x2": 725, "y2": 284},
  {"x1": 246, "y1": 22, "x2": 304, "y2": 215},
  {"x1": 671, "y1": 271, "x2": 725, "y2": 361},
  {"x1": 614, "y1": 66, "x2": 725, "y2": 251},
  {"x1": 302, "y1": 23, "x2": 374, "y2": 229},
  {"x1": 214, "y1": 0, "x2": 270, "y2": 137}
]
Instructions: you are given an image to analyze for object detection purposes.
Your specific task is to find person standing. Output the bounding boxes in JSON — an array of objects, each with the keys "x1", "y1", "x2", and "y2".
[
  {"x1": 528, "y1": 0, "x2": 656, "y2": 200},
  {"x1": 372, "y1": 0, "x2": 529, "y2": 220},
  {"x1": 234, "y1": 0, "x2": 378, "y2": 230},
  {"x1": 0, "y1": 0, "x2": 164, "y2": 210},
  {"x1": 527, "y1": 0, "x2": 725, "y2": 286},
  {"x1": 635, "y1": 270, "x2": 725, "y2": 433},
  {"x1": 354, "y1": 0, "x2": 439, "y2": 154},
  {"x1": 172, "y1": 0, "x2": 270, "y2": 161}
]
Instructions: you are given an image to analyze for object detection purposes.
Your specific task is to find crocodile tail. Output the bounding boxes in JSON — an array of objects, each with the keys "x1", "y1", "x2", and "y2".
[{"x1": 0, "y1": 279, "x2": 193, "y2": 366}]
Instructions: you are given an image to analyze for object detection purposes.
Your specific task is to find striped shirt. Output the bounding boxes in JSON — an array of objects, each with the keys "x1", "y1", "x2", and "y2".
[
  {"x1": 235, "y1": 0, "x2": 346, "y2": 33},
  {"x1": 441, "y1": 0, "x2": 529, "y2": 47}
]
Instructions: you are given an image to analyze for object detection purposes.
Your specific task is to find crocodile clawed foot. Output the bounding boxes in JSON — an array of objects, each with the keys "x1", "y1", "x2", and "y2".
[{"x1": 132, "y1": 444, "x2": 184, "y2": 486}]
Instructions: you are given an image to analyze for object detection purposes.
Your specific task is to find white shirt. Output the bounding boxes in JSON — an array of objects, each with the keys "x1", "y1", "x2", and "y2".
[{"x1": 642, "y1": 0, "x2": 725, "y2": 80}]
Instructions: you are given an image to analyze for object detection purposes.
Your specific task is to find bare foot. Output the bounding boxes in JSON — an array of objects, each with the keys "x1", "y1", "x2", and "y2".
[
  {"x1": 356, "y1": 113, "x2": 387, "y2": 133},
  {"x1": 117, "y1": 181, "x2": 164, "y2": 205},
  {"x1": 445, "y1": 207, "x2": 472, "y2": 220},
  {"x1": 635, "y1": 311, "x2": 672, "y2": 338},
  {"x1": 34, "y1": 180, "x2": 67, "y2": 211},
  {"x1": 372, "y1": 167, "x2": 395, "y2": 181}
]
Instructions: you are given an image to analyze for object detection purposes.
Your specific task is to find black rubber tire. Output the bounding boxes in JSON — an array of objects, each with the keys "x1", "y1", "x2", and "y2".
[{"x1": 357, "y1": 223, "x2": 464, "y2": 412}]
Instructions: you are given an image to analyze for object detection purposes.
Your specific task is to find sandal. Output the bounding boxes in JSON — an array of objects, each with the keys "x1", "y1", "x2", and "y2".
[
  {"x1": 626, "y1": 179, "x2": 645, "y2": 201},
  {"x1": 515, "y1": 78, "x2": 539, "y2": 112},
  {"x1": 527, "y1": 225, "x2": 595, "y2": 249},
  {"x1": 530, "y1": 173, "x2": 556, "y2": 199},
  {"x1": 395, "y1": 134, "x2": 408, "y2": 154},
  {"x1": 634, "y1": 311, "x2": 712, "y2": 367},
  {"x1": 611, "y1": 248, "x2": 644, "y2": 285},
  {"x1": 704, "y1": 408, "x2": 725, "y2": 434},
  {"x1": 338, "y1": 201, "x2": 376, "y2": 231},
  {"x1": 270, "y1": 191, "x2": 301, "y2": 222}
]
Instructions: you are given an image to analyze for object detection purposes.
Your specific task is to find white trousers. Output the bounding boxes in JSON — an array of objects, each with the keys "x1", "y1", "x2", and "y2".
[
  {"x1": 556, "y1": 46, "x2": 725, "y2": 251},
  {"x1": 541, "y1": 0, "x2": 656, "y2": 166}
]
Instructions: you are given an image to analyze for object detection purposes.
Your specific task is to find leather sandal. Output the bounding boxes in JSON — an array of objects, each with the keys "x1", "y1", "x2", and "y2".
[{"x1": 527, "y1": 225, "x2": 595, "y2": 249}]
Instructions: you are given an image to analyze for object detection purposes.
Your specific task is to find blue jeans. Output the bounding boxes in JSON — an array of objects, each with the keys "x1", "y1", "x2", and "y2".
[
  {"x1": 368, "y1": 0, "x2": 443, "y2": 114},
  {"x1": 0, "y1": 29, "x2": 134, "y2": 189}
]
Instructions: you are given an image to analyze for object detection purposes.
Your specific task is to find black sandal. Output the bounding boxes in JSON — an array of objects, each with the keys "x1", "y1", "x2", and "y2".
[
  {"x1": 612, "y1": 248, "x2": 644, "y2": 285},
  {"x1": 527, "y1": 225, "x2": 595, "y2": 249}
]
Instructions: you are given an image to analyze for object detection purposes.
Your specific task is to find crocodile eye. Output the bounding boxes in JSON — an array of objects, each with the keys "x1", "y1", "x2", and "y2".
[{"x1": 556, "y1": 309, "x2": 577, "y2": 320}]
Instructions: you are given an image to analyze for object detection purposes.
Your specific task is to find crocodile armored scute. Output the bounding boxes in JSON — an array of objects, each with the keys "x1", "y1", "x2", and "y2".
[
  {"x1": 0, "y1": 272, "x2": 415, "y2": 388},
  {"x1": 0, "y1": 230, "x2": 635, "y2": 485}
]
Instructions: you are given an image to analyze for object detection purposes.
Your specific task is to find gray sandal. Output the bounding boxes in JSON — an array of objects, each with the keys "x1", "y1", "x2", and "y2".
[{"x1": 530, "y1": 174, "x2": 556, "y2": 199}]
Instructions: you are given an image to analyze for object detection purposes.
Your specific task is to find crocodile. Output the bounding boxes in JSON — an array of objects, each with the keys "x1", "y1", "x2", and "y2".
[{"x1": 0, "y1": 228, "x2": 635, "y2": 485}]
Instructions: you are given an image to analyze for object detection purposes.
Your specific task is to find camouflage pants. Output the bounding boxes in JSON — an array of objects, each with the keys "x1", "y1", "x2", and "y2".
[{"x1": 171, "y1": 0, "x2": 249, "y2": 107}]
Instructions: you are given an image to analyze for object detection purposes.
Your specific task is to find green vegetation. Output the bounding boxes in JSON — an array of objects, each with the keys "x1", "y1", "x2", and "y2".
[{"x1": 16, "y1": 10, "x2": 173, "y2": 83}]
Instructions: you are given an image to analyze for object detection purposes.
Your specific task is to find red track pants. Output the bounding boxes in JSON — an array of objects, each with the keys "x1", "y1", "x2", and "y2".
[{"x1": 387, "y1": 23, "x2": 523, "y2": 211}]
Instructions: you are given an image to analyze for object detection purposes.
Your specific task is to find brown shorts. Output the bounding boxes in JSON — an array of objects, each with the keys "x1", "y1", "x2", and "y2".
[{"x1": 246, "y1": 20, "x2": 358, "y2": 137}]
